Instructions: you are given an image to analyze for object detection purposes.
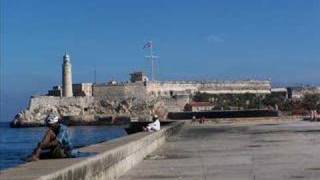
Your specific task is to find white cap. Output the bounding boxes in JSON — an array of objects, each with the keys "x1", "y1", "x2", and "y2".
[
  {"x1": 46, "y1": 114, "x2": 59, "y2": 124},
  {"x1": 153, "y1": 114, "x2": 158, "y2": 118}
]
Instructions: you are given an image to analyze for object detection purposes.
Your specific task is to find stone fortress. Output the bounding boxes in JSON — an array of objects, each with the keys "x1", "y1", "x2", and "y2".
[
  {"x1": 48, "y1": 70, "x2": 272, "y2": 100},
  {"x1": 12, "y1": 52, "x2": 275, "y2": 127}
]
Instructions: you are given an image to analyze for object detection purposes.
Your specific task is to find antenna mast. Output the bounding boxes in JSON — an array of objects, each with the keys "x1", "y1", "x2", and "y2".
[
  {"x1": 145, "y1": 41, "x2": 158, "y2": 81},
  {"x1": 94, "y1": 67, "x2": 97, "y2": 84}
]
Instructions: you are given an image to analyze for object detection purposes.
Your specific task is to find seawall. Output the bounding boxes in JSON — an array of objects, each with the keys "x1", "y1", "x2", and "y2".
[
  {"x1": 167, "y1": 109, "x2": 279, "y2": 119},
  {"x1": 0, "y1": 121, "x2": 185, "y2": 180}
]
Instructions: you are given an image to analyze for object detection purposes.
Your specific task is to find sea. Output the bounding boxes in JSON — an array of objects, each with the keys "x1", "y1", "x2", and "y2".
[{"x1": 0, "y1": 122, "x2": 128, "y2": 170}]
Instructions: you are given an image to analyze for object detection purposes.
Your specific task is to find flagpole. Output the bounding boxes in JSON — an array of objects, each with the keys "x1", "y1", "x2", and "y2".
[
  {"x1": 150, "y1": 41, "x2": 154, "y2": 81},
  {"x1": 94, "y1": 67, "x2": 97, "y2": 84},
  {"x1": 144, "y1": 41, "x2": 157, "y2": 81}
]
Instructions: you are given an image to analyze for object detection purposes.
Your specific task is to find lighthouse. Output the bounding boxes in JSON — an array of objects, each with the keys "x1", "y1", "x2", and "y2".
[{"x1": 62, "y1": 52, "x2": 73, "y2": 97}]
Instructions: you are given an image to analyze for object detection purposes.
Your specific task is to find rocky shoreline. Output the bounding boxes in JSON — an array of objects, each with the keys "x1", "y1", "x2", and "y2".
[
  {"x1": 11, "y1": 96, "x2": 168, "y2": 128},
  {"x1": 10, "y1": 115, "x2": 131, "y2": 128}
]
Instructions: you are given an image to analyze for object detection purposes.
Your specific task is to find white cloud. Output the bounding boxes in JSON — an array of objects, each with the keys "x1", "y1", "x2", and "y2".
[{"x1": 206, "y1": 34, "x2": 225, "y2": 43}]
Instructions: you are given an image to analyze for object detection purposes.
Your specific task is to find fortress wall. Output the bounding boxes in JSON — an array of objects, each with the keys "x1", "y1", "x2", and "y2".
[
  {"x1": 124, "y1": 83, "x2": 148, "y2": 100},
  {"x1": 92, "y1": 85, "x2": 127, "y2": 100},
  {"x1": 28, "y1": 96, "x2": 95, "y2": 112},
  {"x1": 12, "y1": 96, "x2": 98, "y2": 126},
  {"x1": 89, "y1": 80, "x2": 271, "y2": 99},
  {"x1": 28, "y1": 96, "x2": 95, "y2": 110},
  {"x1": 14, "y1": 80, "x2": 271, "y2": 126},
  {"x1": 200, "y1": 81, "x2": 271, "y2": 91},
  {"x1": 26, "y1": 96, "x2": 97, "y2": 123},
  {"x1": 146, "y1": 82, "x2": 198, "y2": 95},
  {"x1": 162, "y1": 95, "x2": 190, "y2": 112},
  {"x1": 92, "y1": 83, "x2": 147, "y2": 101},
  {"x1": 28, "y1": 96, "x2": 60, "y2": 111},
  {"x1": 199, "y1": 90, "x2": 271, "y2": 94},
  {"x1": 147, "y1": 81, "x2": 271, "y2": 95}
]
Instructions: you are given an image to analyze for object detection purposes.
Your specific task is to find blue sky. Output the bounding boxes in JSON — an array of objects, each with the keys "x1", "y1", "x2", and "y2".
[{"x1": 1, "y1": 0, "x2": 320, "y2": 121}]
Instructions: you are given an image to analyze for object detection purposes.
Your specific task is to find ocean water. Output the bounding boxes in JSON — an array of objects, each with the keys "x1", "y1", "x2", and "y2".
[{"x1": 0, "y1": 122, "x2": 127, "y2": 170}]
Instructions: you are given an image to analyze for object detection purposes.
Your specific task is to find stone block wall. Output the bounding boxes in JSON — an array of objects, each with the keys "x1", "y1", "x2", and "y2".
[
  {"x1": 92, "y1": 83, "x2": 147, "y2": 101},
  {"x1": 162, "y1": 95, "x2": 190, "y2": 112},
  {"x1": 146, "y1": 80, "x2": 271, "y2": 96},
  {"x1": 93, "y1": 85, "x2": 127, "y2": 99}
]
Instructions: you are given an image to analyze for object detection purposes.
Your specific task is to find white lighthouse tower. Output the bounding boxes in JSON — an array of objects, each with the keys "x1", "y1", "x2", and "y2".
[{"x1": 62, "y1": 52, "x2": 73, "y2": 97}]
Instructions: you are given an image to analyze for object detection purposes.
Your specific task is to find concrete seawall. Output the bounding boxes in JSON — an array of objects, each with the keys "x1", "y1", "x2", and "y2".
[
  {"x1": 0, "y1": 121, "x2": 185, "y2": 180},
  {"x1": 168, "y1": 109, "x2": 279, "y2": 120}
]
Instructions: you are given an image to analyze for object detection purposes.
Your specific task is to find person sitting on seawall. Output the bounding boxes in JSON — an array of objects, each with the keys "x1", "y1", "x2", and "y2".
[
  {"x1": 143, "y1": 114, "x2": 161, "y2": 132},
  {"x1": 27, "y1": 114, "x2": 77, "y2": 161}
]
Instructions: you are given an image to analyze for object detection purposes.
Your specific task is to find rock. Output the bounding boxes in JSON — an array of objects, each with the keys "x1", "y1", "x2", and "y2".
[{"x1": 11, "y1": 96, "x2": 168, "y2": 127}]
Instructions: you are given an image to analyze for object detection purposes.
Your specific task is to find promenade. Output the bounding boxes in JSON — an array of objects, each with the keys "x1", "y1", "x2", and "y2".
[{"x1": 120, "y1": 120, "x2": 320, "y2": 180}]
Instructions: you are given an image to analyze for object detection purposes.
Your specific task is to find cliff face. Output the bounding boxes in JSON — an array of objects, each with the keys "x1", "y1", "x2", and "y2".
[{"x1": 11, "y1": 96, "x2": 168, "y2": 127}]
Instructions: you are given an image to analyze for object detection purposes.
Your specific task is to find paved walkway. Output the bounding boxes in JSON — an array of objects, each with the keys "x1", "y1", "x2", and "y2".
[{"x1": 120, "y1": 121, "x2": 320, "y2": 180}]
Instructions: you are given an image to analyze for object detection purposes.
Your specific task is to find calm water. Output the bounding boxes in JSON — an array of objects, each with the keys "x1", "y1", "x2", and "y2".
[{"x1": 0, "y1": 122, "x2": 127, "y2": 170}]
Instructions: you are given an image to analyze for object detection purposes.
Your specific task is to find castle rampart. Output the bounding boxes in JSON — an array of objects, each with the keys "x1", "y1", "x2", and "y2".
[
  {"x1": 92, "y1": 82, "x2": 147, "y2": 100},
  {"x1": 146, "y1": 80, "x2": 271, "y2": 96}
]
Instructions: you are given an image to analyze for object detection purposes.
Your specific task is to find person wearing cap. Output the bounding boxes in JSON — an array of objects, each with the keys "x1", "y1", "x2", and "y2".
[
  {"x1": 27, "y1": 114, "x2": 75, "y2": 161},
  {"x1": 143, "y1": 114, "x2": 161, "y2": 132}
]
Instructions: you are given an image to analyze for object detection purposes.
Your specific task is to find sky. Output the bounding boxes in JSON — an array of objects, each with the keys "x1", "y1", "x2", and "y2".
[{"x1": 1, "y1": 0, "x2": 320, "y2": 121}]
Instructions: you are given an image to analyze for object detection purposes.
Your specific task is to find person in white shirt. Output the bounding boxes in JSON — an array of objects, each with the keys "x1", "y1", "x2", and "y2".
[{"x1": 143, "y1": 115, "x2": 161, "y2": 132}]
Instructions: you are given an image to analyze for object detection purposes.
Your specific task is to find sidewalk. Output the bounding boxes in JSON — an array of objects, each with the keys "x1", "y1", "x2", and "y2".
[{"x1": 120, "y1": 121, "x2": 320, "y2": 180}]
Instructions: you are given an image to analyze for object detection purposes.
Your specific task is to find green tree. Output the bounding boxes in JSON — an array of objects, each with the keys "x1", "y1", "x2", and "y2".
[
  {"x1": 193, "y1": 92, "x2": 213, "y2": 102},
  {"x1": 280, "y1": 100, "x2": 294, "y2": 112},
  {"x1": 301, "y1": 93, "x2": 320, "y2": 110},
  {"x1": 262, "y1": 93, "x2": 286, "y2": 108}
]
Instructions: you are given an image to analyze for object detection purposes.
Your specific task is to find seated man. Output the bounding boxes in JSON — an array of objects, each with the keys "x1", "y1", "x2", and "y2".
[
  {"x1": 143, "y1": 115, "x2": 161, "y2": 132},
  {"x1": 27, "y1": 114, "x2": 76, "y2": 161}
]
